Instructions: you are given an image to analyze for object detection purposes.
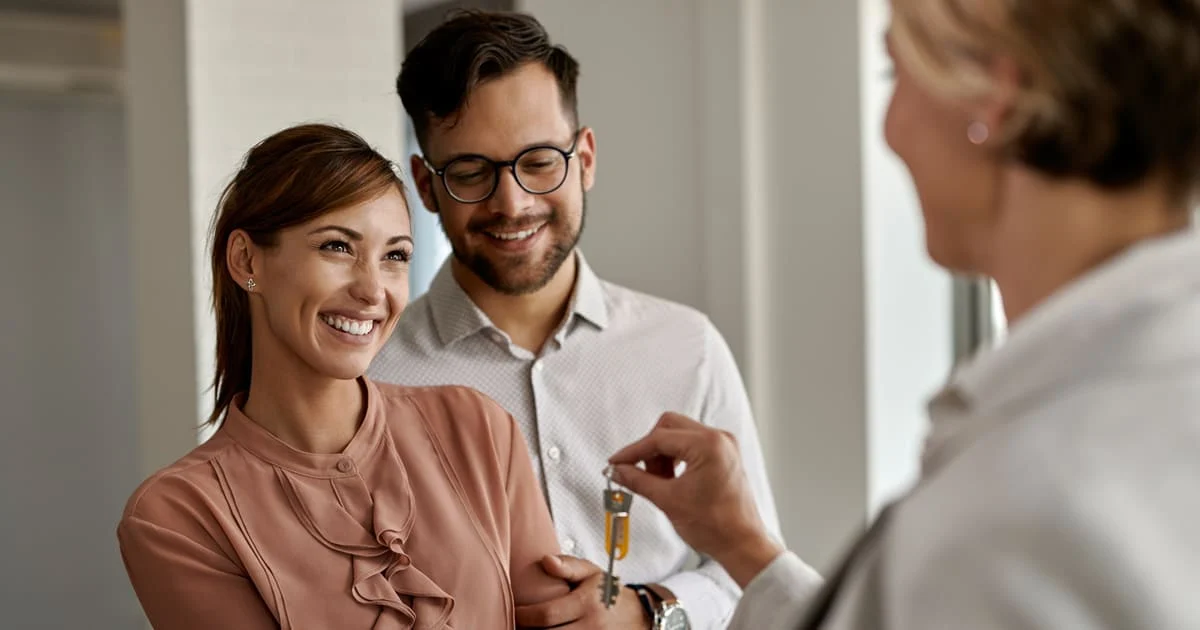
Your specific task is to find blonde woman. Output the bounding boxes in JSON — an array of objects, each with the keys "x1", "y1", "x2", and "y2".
[{"x1": 607, "y1": 1, "x2": 1200, "y2": 628}]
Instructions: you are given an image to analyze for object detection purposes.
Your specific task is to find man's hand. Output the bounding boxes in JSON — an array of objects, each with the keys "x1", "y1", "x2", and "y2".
[
  {"x1": 514, "y1": 555, "x2": 650, "y2": 629},
  {"x1": 608, "y1": 412, "x2": 785, "y2": 588}
]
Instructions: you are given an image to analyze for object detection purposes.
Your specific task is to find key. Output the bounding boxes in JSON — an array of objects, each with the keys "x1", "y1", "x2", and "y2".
[
  {"x1": 605, "y1": 489, "x2": 632, "y2": 561},
  {"x1": 599, "y1": 466, "x2": 633, "y2": 608}
]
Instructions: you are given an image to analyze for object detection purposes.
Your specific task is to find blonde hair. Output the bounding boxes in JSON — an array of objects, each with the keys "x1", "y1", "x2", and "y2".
[{"x1": 890, "y1": 0, "x2": 1200, "y2": 196}]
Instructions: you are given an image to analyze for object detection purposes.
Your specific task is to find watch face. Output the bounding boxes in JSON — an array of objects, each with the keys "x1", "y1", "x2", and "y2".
[{"x1": 660, "y1": 606, "x2": 690, "y2": 630}]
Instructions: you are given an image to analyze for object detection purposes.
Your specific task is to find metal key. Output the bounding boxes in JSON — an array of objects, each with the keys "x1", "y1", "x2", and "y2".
[{"x1": 600, "y1": 466, "x2": 633, "y2": 608}]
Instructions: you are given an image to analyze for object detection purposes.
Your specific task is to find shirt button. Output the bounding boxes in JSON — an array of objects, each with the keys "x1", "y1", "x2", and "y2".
[
  {"x1": 562, "y1": 538, "x2": 576, "y2": 553},
  {"x1": 546, "y1": 446, "x2": 561, "y2": 462},
  {"x1": 532, "y1": 360, "x2": 544, "y2": 373},
  {"x1": 336, "y1": 458, "x2": 354, "y2": 473}
]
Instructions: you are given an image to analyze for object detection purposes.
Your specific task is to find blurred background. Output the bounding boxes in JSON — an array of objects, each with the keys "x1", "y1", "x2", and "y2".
[{"x1": 0, "y1": 0, "x2": 1004, "y2": 627}]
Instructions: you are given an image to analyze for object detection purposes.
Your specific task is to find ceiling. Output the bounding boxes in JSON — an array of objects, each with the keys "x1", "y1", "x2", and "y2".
[
  {"x1": 0, "y1": 0, "x2": 118, "y2": 17},
  {"x1": 0, "y1": 0, "x2": 443, "y2": 18}
]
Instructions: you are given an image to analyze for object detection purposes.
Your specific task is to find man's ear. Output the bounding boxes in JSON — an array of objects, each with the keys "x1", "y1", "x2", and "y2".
[
  {"x1": 410, "y1": 154, "x2": 440, "y2": 215},
  {"x1": 576, "y1": 126, "x2": 597, "y2": 192}
]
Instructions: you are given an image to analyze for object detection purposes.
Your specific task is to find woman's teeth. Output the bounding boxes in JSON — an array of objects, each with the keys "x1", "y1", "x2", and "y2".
[
  {"x1": 320, "y1": 314, "x2": 374, "y2": 336},
  {"x1": 487, "y1": 225, "x2": 541, "y2": 241}
]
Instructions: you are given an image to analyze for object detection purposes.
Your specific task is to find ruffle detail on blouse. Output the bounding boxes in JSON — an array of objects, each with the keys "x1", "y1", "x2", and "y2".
[{"x1": 276, "y1": 441, "x2": 455, "y2": 630}]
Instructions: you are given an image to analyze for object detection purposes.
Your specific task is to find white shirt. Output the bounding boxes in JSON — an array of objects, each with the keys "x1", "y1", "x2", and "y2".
[
  {"x1": 732, "y1": 229, "x2": 1200, "y2": 629},
  {"x1": 369, "y1": 251, "x2": 788, "y2": 628}
]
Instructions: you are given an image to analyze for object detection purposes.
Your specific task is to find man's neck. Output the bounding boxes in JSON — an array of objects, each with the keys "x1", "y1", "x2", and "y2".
[
  {"x1": 452, "y1": 252, "x2": 579, "y2": 353},
  {"x1": 242, "y1": 337, "x2": 365, "y2": 454}
]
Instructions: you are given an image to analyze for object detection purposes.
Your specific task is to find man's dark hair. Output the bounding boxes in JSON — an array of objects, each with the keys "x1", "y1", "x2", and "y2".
[{"x1": 398, "y1": 10, "x2": 580, "y2": 152}]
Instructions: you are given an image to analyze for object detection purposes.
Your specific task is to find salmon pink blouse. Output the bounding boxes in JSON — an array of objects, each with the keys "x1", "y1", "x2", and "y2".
[{"x1": 117, "y1": 379, "x2": 568, "y2": 629}]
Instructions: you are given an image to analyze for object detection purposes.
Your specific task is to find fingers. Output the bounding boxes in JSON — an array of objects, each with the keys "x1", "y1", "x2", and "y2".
[
  {"x1": 608, "y1": 427, "x2": 698, "y2": 467},
  {"x1": 513, "y1": 569, "x2": 602, "y2": 627},
  {"x1": 608, "y1": 413, "x2": 710, "y2": 466},
  {"x1": 610, "y1": 463, "x2": 675, "y2": 507},
  {"x1": 538, "y1": 554, "x2": 602, "y2": 582},
  {"x1": 644, "y1": 453, "x2": 677, "y2": 479},
  {"x1": 656, "y1": 411, "x2": 704, "y2": 429}
]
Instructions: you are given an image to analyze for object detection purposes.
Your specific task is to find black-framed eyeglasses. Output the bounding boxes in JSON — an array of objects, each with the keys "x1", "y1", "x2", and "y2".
[{"x1": 422, "y1": 131, "x2": 581, "y2": 204}]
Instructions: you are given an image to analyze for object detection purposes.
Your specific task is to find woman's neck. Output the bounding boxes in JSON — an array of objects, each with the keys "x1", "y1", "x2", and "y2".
[
  {"x1": 989, "y1": 174, "x2": 1190, "y2": 324},
  {"x1": 241, "y1": 343, "x2": 365, "y2": 454}
]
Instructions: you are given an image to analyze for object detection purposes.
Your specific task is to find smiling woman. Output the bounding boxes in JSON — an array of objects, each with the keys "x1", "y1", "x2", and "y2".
[
  {"x1": 206, "y1": 124, "x2": 414, "y2": 427},
  {"x1": 116, "y1": 123, "x2": 570, "y2": 629}
]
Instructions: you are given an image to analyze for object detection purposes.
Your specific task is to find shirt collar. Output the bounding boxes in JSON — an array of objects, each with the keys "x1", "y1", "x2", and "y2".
[
  {"x1": 427, "y1": 260, "x2": 492, "y2": 347},
  {"x1": 426, "y1": 249, "x2": 609, "y2": 348},
  {"x1": 221, "y1": 378, "x2": 387, "y2": 478},
  {"x1": 923, "y1": 228, "x2": 1200, "y2": 471},
  {"x1": 568, "y1": 251, "x2": 610, "y2": 330},
  {"x1": 953, "y1": 228, "x2": 1200, "y2": 410}
]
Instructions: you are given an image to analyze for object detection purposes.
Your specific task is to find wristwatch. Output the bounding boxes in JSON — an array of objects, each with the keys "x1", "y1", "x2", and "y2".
[{"x1": 628, "y1": 583, "x2": 691, "y2": 630}]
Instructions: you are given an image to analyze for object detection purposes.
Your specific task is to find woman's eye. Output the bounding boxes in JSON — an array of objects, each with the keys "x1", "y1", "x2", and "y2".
[
  {"x1": 321, "y1": 240, "x2": 352, "y2": 254},
  {"x1": 386, "y1": 249, "x2": 412, "y2": 263}
]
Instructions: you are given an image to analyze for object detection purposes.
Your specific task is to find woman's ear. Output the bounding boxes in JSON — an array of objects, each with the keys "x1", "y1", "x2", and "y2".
[
  {"x1": 968, "y1": 55, "x2": 1021, "y2": 145},
  {"x1": 227, "y1": 229, "x2": 258, "y2": 292}
]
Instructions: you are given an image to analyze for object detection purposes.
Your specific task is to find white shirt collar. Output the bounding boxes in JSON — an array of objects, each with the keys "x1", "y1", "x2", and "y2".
[{"x1": 923, "y1": 227, "x2": 1200, "y2": 473}]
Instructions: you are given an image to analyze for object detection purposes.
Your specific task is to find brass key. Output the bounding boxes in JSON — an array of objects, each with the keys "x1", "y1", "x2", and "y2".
[{"x1": 599, "y1": 466, "x2": 633, "y2": 608}]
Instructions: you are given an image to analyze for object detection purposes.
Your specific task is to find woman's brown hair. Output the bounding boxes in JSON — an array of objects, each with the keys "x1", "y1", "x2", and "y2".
[{"x1": 206, "y1": 123, "x2": 405, "y2": 426}]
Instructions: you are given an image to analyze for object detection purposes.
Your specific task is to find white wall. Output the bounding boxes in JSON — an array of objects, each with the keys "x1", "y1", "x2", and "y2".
[
  {"x1": 758, "y1": 0, "x2": 873, "y2": 567},
  {"x1": 0, "y1": 93, "x2": 141, "y2": 629},
  {"x1": 519, "y1": 0, "x2": 707, "y2": 315},
  {"x1": 860, "y1": 0, "x2": 953, "y2": 518}
]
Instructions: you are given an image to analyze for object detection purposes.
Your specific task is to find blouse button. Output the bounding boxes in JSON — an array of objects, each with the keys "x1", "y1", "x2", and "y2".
[{"x1": 336, "y1": 458, "x2": 354, "y2": 473}]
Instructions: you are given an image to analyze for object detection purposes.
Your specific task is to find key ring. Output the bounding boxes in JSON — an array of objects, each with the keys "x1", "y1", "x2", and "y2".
[{"x1": 603, "y1": 464, "x2": 621, "y2": 493}]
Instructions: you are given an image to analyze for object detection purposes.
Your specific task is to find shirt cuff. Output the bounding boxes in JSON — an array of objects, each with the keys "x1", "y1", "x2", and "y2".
[
  {"x1": 657, "y1": 569, "x2": 738, "y2": 630},
  {"x1": 728, "y1": 552, "x2": 823, "y2": 630}
]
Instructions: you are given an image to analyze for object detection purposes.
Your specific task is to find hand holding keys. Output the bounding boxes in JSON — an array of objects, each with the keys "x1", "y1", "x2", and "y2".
[{"x1": 600, "y1": 465, "x2": 633, "y2": 608}]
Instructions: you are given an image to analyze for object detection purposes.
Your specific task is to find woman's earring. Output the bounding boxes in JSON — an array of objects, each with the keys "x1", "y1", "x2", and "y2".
[
  {"x1": 246, "y1": 277, "x2": 257, "y2": 292},
  {"x1": 967, "y1": 121, "x2": 990, "y2": 145}
]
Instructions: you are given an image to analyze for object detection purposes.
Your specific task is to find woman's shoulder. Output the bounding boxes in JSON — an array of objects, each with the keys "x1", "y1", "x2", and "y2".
[
  {"x1": 373, "y1": 380, "x2": 512, "y2": 426},
  {"x1": 119, "y1": 431, "x2": 237, "y2": 531},
  {"x1": 371, "y1": 380, "x2": 519, "y2": 462}
]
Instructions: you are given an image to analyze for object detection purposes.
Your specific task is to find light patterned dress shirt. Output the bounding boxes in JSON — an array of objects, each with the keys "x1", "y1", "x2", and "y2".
[
  {"x1": 369, "y1": 251, "x2": 786, "y2": 628},
  {"x1": 731, "y1": 228, "x2": 1200, "y2": 629}
]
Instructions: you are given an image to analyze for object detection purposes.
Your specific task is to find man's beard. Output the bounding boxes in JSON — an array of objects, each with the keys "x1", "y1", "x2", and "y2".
[{"x1": 436, "y1": 186, "x2": 586, "y2": 296}]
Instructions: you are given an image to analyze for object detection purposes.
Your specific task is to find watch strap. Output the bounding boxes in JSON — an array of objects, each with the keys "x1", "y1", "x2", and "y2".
[
  {"x1": 627, "y1": 584, "x2": 657, "y2": 620},
  {"x1": 644, "y1": 583, "x2": 679, "y2": 607}
]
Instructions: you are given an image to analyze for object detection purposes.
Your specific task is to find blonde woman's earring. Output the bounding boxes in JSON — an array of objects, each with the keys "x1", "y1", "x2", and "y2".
[{"x1": 967, "y1": 121, "x2": 990, "y2": 145}]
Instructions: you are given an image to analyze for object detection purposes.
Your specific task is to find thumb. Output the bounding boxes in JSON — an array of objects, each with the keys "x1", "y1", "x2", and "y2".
[
  {"x1": 540, "y1": 554, "x2": 602, "y2": 582},
  {"x1": 611, "y1": 463, "x2": 674, "y2": 508}
]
